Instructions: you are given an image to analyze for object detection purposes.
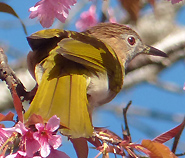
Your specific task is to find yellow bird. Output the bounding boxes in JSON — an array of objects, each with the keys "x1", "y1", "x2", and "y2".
[{"x1": 24, "y1": 23, "x2": 166, "y2": 138}]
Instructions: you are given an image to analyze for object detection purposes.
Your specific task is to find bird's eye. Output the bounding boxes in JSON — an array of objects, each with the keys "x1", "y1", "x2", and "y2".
[{"x1": 127, "y1": 36, "x2": 136, "y2": 45}]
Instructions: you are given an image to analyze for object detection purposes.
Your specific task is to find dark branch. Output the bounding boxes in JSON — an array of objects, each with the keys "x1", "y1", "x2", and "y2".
[
  {"x1": 122, "y1": 101, "x2": 132, "y2": 140},
  {"x1": 0, "y1": 48, "x2": 35, "y2": 104}
]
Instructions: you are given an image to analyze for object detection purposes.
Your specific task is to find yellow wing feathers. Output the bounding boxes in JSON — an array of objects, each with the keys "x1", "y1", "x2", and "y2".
[
  {"x1": 25, "y1": 29, "x2": 124, "y2": 138},
  {"x1": 25, "y1": 50, "x2": 93, "y2": 138},
  {"x1": 57, "y1": 37, "x2": 124, "y2": 93}
]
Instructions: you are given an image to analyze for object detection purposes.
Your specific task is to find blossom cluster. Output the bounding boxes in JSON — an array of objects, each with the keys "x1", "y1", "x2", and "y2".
[
  {"x1": 0, "y1": 116, "x2": 69, "y2": 158},
  {"x1": 29, "y1": 0, "x2": 77, "y2": 28},
  {"x1": 168, "y1": 0, "x2": 183, "y2": 4},
  {"x1": 28, "y1": 0, "x2": 183, "y2": 29},
  {"x1": 28, "y1": 0, "x2": 117, "y2": 29}
]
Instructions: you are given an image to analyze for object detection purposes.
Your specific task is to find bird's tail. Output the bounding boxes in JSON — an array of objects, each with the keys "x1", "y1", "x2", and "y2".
[{"x1": 24, "y1": 66, "x2": 93, "y2": 138}]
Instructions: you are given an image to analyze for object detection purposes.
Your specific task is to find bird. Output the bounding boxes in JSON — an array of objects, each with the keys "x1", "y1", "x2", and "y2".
[{"x1": 24, "y1": 23, "x2": 167, "y2": 138}]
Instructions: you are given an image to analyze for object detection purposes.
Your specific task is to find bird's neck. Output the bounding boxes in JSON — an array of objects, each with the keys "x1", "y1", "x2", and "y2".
[
  {"x1": 98, "y1": 37, "x2": 138, "y2": 68},
  {"x1": 98, "y1": 37, "x2": 128, "y2": 67}
]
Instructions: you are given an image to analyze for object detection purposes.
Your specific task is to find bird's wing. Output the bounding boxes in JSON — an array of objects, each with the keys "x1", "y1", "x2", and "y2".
[
  {"x1": 27, "y1": 29, "x2": 68, "y2": 51},
  {"x1": 57, "y1": 34, "x2": 124, "y2": 93},
  {"x1": 27, "y1": 29, "x2": 69, "y2": 79},
  {"x1": 25, "y1": 29, "x2": 124, "y2": 138},
  {"x1": 25, "y1": 47, "x2": 93, "y2": 138},
  {"x1": 27, "y1": 29, "x2": 124, "y2": 88}
]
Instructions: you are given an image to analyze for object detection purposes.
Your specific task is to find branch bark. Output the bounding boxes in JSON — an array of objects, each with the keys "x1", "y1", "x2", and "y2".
[{"x1": 0, "y1": 49, "x2": 35, "y2": 111}]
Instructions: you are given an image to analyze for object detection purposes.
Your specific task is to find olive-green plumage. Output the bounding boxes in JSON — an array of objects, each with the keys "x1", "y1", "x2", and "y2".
[{"x1": 24, "y1": 23, "x2": 166, "y2": 138}]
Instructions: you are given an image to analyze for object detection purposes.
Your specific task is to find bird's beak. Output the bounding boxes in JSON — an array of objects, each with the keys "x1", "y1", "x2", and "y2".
[{"x1": 144, "y1": 45, "x2": 167, "y2": 57}]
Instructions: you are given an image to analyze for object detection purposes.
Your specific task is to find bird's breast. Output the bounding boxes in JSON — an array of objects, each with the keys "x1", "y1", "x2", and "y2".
[{"x1": 87, "y1": 72, "x2": 116, "y2": 108}]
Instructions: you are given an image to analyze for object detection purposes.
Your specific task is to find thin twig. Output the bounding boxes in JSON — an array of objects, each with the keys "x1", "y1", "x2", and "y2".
[
  {"x1": 172, "y1": 117, "x2": 185, "y2": 153},
  {"x1": 176, "y1": 152, "x2": 185, "y2": 157},
  {"x1": 122, "y1": 101, "x2": 132, "y2": 140}
]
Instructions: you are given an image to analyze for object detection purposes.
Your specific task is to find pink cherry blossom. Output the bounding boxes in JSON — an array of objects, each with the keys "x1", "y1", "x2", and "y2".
[
  {"x1": 5, "y1": 151, "x2": 27, "y2": 158},
  {"x1": 5, "y1": 151, "x2": 41, "y2": 158},
  {"x1": 33, "y1": 115, "x2": 62, "y2": 157},
  {"x1": 183, "y1": 84, "x2": 185, "y2": 90},
  {"x1": 108, "y1": 8, "x2": 117, "y2": 23},
  {"x1": 47, "y1": 148, "x2": 70, "y2": 158},
  {"x1": 76, "y1": 5, "x2": 98, "y2": 31},
  {"x1": 29, "y1": 0, "x2": 77, "y2": 28},
  {"x1": 14, "y1": 121, "x2": 28, "y2": 135},
  {"x1": 15, "y1": 122, "x2": 40, "y2": 157},
  {"x1": 0, "y1": 127, "x2": 14, "y2": 146},
  {"x1": 168, "y1": 0, "x2": 183, "y2": 4}
]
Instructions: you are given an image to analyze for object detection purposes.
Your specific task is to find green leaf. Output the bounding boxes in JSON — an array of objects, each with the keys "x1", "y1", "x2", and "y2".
[{"x1": 0, "y1": 2, "x2": 27, "y2": 35}]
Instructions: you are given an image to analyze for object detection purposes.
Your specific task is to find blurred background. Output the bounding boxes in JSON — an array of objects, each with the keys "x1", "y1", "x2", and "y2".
[{"x1": 0, "y1": 0, "x2": 185, "y2": 157}]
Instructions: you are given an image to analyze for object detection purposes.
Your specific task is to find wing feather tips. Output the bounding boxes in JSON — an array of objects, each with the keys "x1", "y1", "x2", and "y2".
[
  {"x1": 24, "y1": 73, "x2": 93, "y2": 138},
  {"x1": 60, "y1": 74, "x2": 93, "y2": 138}
]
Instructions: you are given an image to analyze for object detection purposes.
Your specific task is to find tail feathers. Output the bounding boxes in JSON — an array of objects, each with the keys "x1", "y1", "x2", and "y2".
[{"x1": 24, "y1": 73, "x2": 93, "y2": 138}]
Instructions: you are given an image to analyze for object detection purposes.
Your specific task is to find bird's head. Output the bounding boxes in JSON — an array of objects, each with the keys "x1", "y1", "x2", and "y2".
[{"x1": 85, "y1": 23, "x2": 167, "y2": 68}]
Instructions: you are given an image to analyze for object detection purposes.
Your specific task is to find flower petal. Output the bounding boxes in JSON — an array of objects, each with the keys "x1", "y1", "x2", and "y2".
[
  {"x1": 29, "y1": 0, "x2": 77, "y2": 28},
  {"x1": 15, "y1": 122, "x2": 28, "y2": 135},
  {"x1": 40, "y1": 141, "x2": 50, "y2": 157},
  {"x1": 0, "y1": 127, "x2": 14, "y2": 146},
  {"x1": 26, "y1": 135, "x2": 41, "y2": 157},
  {"x1": 46, "y1": 115, "x2": 60, "y2": 132},
  {"x1": 35, "y1": 123, "x2": 44, "y2": 132},
  {"x1": 5, "y1": 153, "x2": 17, "y2": 158},
  {"x1": 48, "y1": 135, "x2": 62, "y2": 149},
  {"x1": 29, "y1": 6, "x2": 40, "y2": 19},
  {"x1": 76, "y1": 5, "x2": 98, "y2": 31},
  {"x1": 47, "y1": 148, "x2": 70, "y2": 158},
  {"x1": 168, "y1": 0, "x2": 183, "y2": 4},
  {"x1": 5, "y1": 151, "x2": 26, "y2": 158}
]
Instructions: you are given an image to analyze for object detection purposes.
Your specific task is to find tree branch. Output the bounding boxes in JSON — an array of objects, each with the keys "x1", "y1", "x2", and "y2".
[{"x1": 0, "y1": 48, "x2": 36, "y2": 111}]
